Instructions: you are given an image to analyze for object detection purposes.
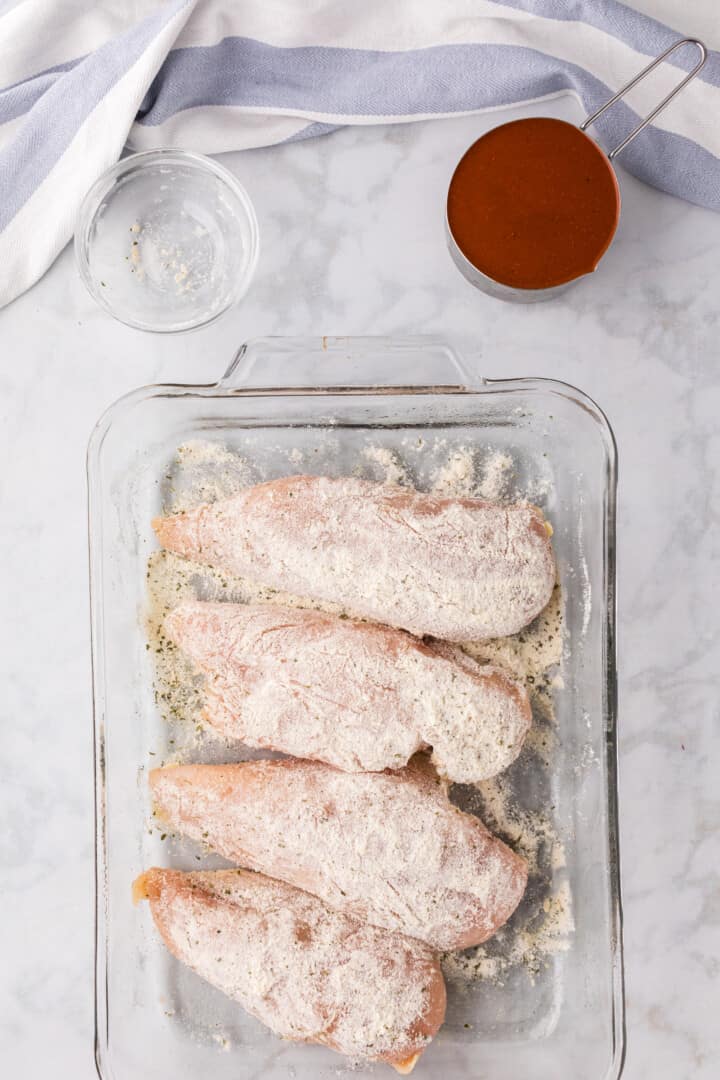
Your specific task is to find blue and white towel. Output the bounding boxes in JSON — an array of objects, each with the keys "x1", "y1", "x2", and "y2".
[{"x1": 1, "y1": 0, "x2": 718, "y2": 309}]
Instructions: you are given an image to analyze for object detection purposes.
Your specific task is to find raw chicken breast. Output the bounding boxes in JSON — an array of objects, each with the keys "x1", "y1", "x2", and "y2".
[
  {"x1": 150, "y1": 759, "x2": 528, "y2": 951},
  {"x1": 166, "y1": 600, "x2": 532, "y2": 782},
  {"x1": 153, "y1": 475, "x2": 555, "y2": 640},
  {"x1": 135, "y1": 868, "x2": 445, "y2": 1072}
]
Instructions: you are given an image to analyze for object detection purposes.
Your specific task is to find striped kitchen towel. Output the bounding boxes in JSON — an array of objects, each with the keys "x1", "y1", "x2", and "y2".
[{"x1": 0, "y1": 0, "x2": 718, "y2": 310}]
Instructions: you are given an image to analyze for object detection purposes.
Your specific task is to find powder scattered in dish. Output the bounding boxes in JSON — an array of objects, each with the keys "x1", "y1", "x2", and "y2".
[
  {"x1": 442, "y1": 879, "x2": 574, "y2": 987},
  {"x1": 361, "y1": 445, "x2": 410, "y2": 487}
]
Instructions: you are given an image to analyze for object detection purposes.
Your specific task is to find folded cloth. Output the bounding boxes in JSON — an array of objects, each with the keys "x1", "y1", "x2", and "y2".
[{"x1": 0, "y1": 0, "x2": 718, "y2": 309}]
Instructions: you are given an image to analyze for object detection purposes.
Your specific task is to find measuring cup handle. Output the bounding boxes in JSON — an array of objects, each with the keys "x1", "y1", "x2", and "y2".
[{"x1": 580, "y1": 37, "x2": 707, "y2": 161}]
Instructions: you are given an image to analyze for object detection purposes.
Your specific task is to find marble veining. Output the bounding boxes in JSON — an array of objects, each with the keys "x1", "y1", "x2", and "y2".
[{"x1": 0, "y1": 96, "x2": 718, "y2": 1079}]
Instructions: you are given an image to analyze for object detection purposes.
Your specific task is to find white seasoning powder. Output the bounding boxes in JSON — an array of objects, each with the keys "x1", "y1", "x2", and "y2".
[
  {"x1": 431, "y1": 448, "x2": 477, "y2": 496},
  {"x1": 477, "y1": 452, "x2": 514, "y2": 501},
  {"x1": 360, "y1": 445, "x2": 410, "y2": 486}
]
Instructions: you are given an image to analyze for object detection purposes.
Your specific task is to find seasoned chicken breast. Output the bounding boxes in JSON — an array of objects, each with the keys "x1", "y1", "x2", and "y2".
[
  {"x1": 166, "y1": 600, "x2": 531, "y2": 782},
  {"x1": 153, "y1": 475, "x2": 555, "y2": 640},
  {"x1": 150, "y1": 759, "x2": 528, "y2": 951},
  {"x1": 135, "y1": 867, "x2": 445, "y2": 1072}
]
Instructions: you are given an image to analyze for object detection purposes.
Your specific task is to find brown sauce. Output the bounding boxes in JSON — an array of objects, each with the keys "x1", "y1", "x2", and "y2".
[{"x1": 447, "y1": 118, "x2": 620, "y2": 290}]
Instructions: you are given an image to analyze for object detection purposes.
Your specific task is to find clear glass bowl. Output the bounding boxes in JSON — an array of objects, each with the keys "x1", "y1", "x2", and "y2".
[
  {"x1": 75, "y1": 149, "x2": 259, "y2": 333},
  {"x1": 89, "y1": 338, "x2": 624, "y2": 1080}
]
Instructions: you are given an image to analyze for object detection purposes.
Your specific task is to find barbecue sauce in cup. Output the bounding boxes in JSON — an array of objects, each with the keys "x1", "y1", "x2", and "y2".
[{"x1": 447, "y1": 117, "x2": 620, "y2": 292}]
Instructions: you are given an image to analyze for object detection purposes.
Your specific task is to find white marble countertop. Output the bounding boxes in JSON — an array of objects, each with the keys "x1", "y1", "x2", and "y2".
[{"x1": 1, "y1": 96, "x2": 718, "y2": 1079}]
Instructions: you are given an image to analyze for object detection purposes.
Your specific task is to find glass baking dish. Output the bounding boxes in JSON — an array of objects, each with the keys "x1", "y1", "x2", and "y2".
[{"x1": 89, "y1": 336, "x2": 624, "y2": 1080}]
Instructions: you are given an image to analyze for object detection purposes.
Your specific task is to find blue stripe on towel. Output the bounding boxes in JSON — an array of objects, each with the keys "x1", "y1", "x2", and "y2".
[
  {"x1": 134, "y1": 37, "x2": 720, "y2": 211},
  {"x1": 0, "y1": 0, "x2": 191, "y2": 231},
  {"x1": 488, "y1": 0, "x2": 719, "y2": 81}
]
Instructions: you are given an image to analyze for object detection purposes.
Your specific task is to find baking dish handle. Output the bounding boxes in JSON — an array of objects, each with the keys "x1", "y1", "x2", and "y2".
[{"x1": 219, "y1": 336, "x2": 477, "y2": 392}]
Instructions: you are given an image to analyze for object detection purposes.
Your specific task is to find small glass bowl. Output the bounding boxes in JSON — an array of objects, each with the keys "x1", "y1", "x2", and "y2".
[{"x1": 75, "y1": 149, "x2": 259, "y2": 332}]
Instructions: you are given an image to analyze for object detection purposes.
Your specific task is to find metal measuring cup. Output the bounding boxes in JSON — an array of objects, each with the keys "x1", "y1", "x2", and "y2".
[{"x1": 446, "y1": 38, "x2": 708, "y2": 302}]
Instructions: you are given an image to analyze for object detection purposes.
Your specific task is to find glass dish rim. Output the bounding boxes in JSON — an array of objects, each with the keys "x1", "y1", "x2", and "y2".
[
  {"x1": 74, "y1": 148, "x2": 261, "y2": 335},
  {"x1": 88, "y1": 336, "x2": 625, "y2": 1080}
]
